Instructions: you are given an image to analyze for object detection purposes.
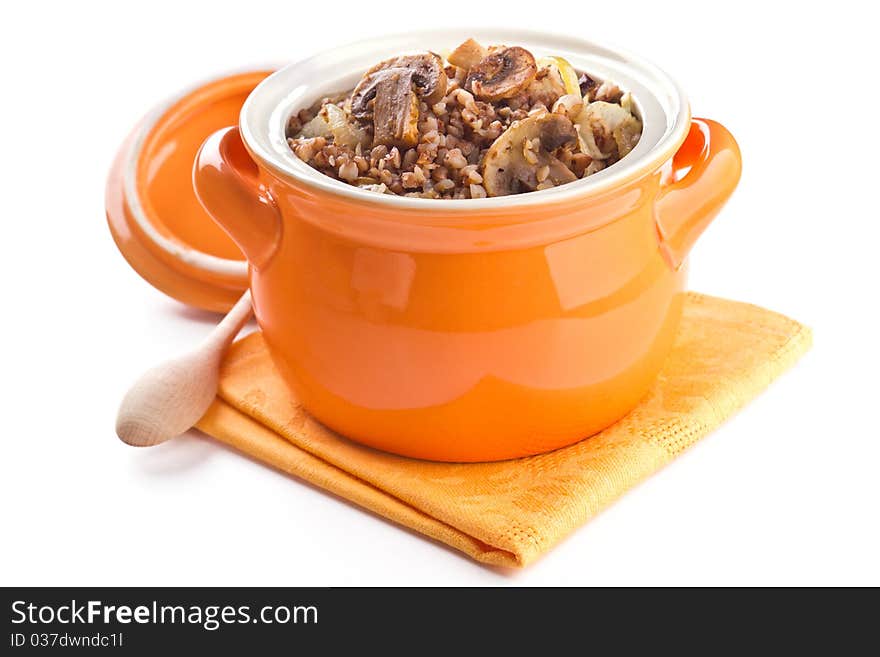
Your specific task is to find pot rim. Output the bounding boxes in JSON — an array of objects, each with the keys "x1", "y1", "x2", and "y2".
[{"x1": 240, "y1": 28, "x2": 691, "y2": 212}]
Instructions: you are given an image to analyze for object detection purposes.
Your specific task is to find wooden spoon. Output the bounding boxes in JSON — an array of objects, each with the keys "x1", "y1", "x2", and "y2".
[{"x1": 116, "y1": 291, "x2": 253, "y2": 446}]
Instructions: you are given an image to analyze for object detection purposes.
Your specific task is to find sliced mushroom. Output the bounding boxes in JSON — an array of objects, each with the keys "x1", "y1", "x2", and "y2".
[
  {"x1": 447, "y1": 38, "x2": 488, "y2": 70},
  {"x1": 372, "y1": 70, "x2": 420, "y2": 148},
  {"x1": 482, "y1": 113, "x2": 578, "y2": 196},
  {"x1": 466, "y1": 46, "x2": 537, "y2": 101},
  {"x1": 350, "y1": 53, "x2": 447, "y2": 121}
]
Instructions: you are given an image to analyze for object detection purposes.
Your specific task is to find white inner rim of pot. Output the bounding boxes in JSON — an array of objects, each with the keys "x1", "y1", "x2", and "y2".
[{"x1": 242, "y1": 28, "x2": 689, "y2": 211}]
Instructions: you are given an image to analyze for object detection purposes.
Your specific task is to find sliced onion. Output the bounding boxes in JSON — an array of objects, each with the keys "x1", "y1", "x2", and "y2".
[
  {"x1": 298, "y1": 114, "x2": 331, "y2": 139},
  {"x1": 322, "y1": 103, "x2": 370, "y2": 148},
  {"x1": 573, "y1": 100, "x2": 642, "y2": 160},
  {"x1": 613, "y1": 116, "x2": 642, "y2": 158},
  {"x1": 537, "y1": 56, "x2": 582, "y2": 97},
  {"x1": 574, "y1": 121, "x2": 606, "y2": 160},
  {"x1": 551, "y1": 93, "x2": 584, "y2": 119}
]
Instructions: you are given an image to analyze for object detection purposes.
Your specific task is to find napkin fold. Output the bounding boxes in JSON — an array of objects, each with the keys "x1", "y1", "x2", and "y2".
[{"x1": 196, "y1": 293, "x2": 811, "y2": 567}]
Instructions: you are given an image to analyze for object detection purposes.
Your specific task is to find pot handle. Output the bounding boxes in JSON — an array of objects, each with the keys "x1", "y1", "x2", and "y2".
[
  {"x1": 655, "y1": 118, "x2": 742, "y2": 270},
  {"x1": 193, "y1": 126, "x2": 282, "y2": 269}
]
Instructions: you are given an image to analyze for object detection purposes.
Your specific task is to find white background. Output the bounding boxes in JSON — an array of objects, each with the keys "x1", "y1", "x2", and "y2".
[{"x1": 1, "y1": 1, "x2": 877, "y2": 586}]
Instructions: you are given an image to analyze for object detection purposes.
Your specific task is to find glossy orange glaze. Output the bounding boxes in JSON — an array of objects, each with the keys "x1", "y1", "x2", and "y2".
[
  {"x1": 106, "y1": 72, "x2": 273, "y2": 312},
  {"x1": 106, "y1": 130, "x2": 243, "y2": 312},
  {"x1": 195, "y1": 118, "x2": 741, "y2": 461},
  {"x1": 136, "y1": 74, "x2": 269, "y2": 261}
]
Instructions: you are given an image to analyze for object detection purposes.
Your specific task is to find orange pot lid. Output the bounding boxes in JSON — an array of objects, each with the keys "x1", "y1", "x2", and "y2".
[{"x1": 106, "y1": 70, "x2": 275, "y2": 312}]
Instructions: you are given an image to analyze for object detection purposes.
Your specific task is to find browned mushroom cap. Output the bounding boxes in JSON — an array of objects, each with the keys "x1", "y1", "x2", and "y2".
[
  {"x1": 466, "y1": 46, "x2": 538, "y2": 101},
  {"x1": 372, "y1": 70, "x2": 420, "y2": 148},
  {"x1": 482, "y1": 113, "x2": 578, "y2": 197},
  {"x1": 350, "y1": 53, "x2": 448, "y2": 120}
]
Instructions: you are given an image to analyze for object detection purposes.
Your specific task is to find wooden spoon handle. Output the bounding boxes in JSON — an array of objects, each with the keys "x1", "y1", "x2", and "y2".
[
  {"x1": 204, "y1": 290, "x2": 254, "y2": 351},
  {"x1": 115, "y1": 291, "x2": 254, "y2": 446}
]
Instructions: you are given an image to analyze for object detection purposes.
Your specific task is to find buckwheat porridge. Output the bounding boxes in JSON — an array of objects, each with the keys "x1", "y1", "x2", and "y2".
[{"x1": 286, "y1": 38, "x2": 642, "y2": 198}]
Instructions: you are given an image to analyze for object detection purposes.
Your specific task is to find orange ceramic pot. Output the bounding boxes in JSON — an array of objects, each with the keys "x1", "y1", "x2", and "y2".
[{"x1": 193, "y1": 30, "x2": 742, "y2": 462}]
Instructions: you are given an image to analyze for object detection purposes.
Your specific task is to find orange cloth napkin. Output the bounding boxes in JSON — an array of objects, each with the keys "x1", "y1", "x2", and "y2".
[{"x1": 195, "y1": 292, "x2": 811, "y2": 567}]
